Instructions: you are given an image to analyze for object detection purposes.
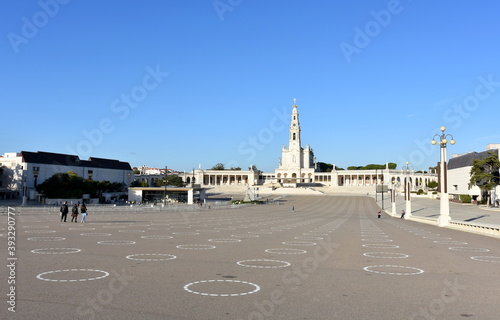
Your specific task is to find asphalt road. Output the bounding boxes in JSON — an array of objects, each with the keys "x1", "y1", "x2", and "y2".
[{"x1": 1, "y1": 196, "x2": 499, "y2": 320}]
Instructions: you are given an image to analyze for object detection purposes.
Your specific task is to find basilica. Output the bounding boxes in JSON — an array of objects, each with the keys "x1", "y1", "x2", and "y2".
[{"x1": 175, "y1": 101, "x2": 437, "y2": 193}]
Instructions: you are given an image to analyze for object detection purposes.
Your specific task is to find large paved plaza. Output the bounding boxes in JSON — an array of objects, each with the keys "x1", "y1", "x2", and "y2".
[{"x1": 1, "y1": 196, "x2": 499, "y2": 319}]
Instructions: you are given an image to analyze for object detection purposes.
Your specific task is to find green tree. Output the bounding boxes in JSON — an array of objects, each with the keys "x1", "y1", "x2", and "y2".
[
  {"x1": 427, "y1": 180, "x2": 438, "y2": 189},
  {"x1": 468, "y1": 152, "x2": 500, "y2": 206},
  {"x1": 317, "y1": 162, "x2": 334, "y2": 172},
  {"x1": 211, "y1": 163, "x2": 225, "y2": 170},
  {"x1": 248, "y1": 165, "x2": 257, "y2": 171},
  {"x1": 156, "y1": 174, "x2": 185, "y2": 187},
  {"x1": 36, "y1": 171, "x2": 88, "y2": 198}
]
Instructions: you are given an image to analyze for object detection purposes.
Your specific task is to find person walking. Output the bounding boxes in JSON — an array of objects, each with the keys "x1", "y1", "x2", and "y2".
[
  {"x1": 378, "y1": 210, "x2": 381, "y2": 218},
  {"x1": 71, "y1": 204, "x2": 79, "y2": 222},
  {"x1": 60, "y1": 202, "x2": 69, "y2": 222},
  {"x1": 80, "y1": 203, "x2": 88, "y2": 223},
  {"x1": 400, "y1": 210, "x2": 405, "y2": 219}
]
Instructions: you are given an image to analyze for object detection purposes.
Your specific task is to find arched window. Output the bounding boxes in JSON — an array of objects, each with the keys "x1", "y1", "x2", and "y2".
[{"x1": 293, "y1": 133, "x2": 296, "y2": 140}]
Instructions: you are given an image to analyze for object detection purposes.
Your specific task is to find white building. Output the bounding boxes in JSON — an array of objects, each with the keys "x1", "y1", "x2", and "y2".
[
  {"x1": 448, "y1": 144, "x2": 500, "y2": 203},
  {"x1": 179, "y1": 102, "x2": 437, "y2": 192},
  {"x1": 0, "y1": 151, "x2": 133, "y2": 201}
]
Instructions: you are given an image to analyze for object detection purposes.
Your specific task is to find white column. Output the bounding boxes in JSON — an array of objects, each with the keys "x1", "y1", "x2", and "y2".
[{"x1": 438, "y1": 146, "x2": 451, "y2": 227}]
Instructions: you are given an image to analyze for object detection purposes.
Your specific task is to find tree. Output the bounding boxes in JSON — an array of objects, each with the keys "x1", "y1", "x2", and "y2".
[
  {"x1": 211, "y1": 163, "x2": 225, "y2": 170},
  {"x1": 317, "y1": 162, "x2": 334, "y2": 172},
  {"x1": 230, "y1": 167, "x2": 242, "y2": 170},
  {"x1": 468, "y1": 152, "x2": 500, "y2": 206},
  {"x1": 248, "y1": 165, "x2": 257, "y2": 171},
  {"x1": 427, "y1": 180, "x2": 438, "y2": 189},
  {"x1": 156, "y1": 174, "x2": 185, "y2": 187}
]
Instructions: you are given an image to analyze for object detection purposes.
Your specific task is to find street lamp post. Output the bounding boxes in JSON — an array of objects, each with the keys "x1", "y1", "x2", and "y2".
[
  {"x1": 402, "y1": 162, "x2": 413, "y2": 219},
  {"x1": 390, "y1": 179, "x2": 397, "y2": 216},
  {"x1": 431, "y1": 126, "x2": 455, "y2": 227},
  {"x1": 164, "y1": 166, "x2": 168, "y2": 205}
]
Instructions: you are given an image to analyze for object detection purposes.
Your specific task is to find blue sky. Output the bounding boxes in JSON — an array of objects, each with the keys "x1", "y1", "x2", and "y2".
[{"x1": 2, "y1": 0, "x2": 500, "y2": 173}]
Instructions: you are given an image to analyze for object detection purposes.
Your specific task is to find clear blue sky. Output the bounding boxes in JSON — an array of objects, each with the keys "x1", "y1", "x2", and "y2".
[{"x1": 2, "y1": 0, "x2": 500, "y2": 173}]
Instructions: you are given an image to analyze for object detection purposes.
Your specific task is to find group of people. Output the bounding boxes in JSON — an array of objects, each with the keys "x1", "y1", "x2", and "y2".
[{"x1": 59, "y1": 202, "x2": 88, "y2": 223}]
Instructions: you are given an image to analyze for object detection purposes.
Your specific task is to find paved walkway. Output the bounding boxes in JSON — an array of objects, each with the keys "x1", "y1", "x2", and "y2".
[{"x1": 374, "y1": 194, "x2": 500, "y2": 229}]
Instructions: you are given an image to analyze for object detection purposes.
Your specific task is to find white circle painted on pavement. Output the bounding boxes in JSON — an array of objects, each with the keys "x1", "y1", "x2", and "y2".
[
  {"x1": 141, "y1": 235, "x2": 173, "y2": 240},
  {"x1": 31, "y1": 248, "x2": 81, "y2": 254},
  {"x1": 265, "y1": 248, "x2": 307, "y2": 254},
  {"x1": 126, "y1": 254, "x2": 177, "y2": 261},
  {"x1": 37, "y1": 269, "x2": 109, "y2": 282},
  {"x1": 97, "y1": 240, "x2": 136, "y2": 245},
  {"x1": 448, "y1": 247, "x2": 490, "y2": 252},
  {"x1": 362, "y1": 244, "x2": 399, "y2": 249},
  {"x1": 282, "y1": 241, "x2": 317, "y2": 246},
  {"x1": 470, "y1": 256, "x2": 500, "y2": 263},
  {"x1": 294, "y1": 236, "x2": 323, "y2": 241},
  {"x1": 364, "y1": 265, "x2": 424, "y2": 275},
  {"x1": 172, "y1": 232, "x2": 200, "y2": 235},
  {"x1": 236, "y1": 259, "x2": 291, "y2": 268},
  {"x1": 434, "y1": 240, "x2": 468, "y2": 245},
  {"x1": 184, "y1": 280, "x2": 260, "y2": 297},
  {"x1": 25, "y1": 230, "x2": 56, "y2": 233},
  {"x1": 27, "y1": 237, "x2": 65, "y2": 241},
  {"x1": 209, "y1": 239, "x2": 241, "y2": 243},
  {"x1": 176, "y1": 244, "x2": 216, "y2": 250},
  {"x1": 363, "y1": 252, "x2": 409, "y2": 259}
]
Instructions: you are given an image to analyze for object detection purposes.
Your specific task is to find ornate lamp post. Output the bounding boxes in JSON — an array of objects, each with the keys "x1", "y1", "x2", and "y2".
[
  {"x1": 390, "y1": 178, "x2": 397, "y2": 216},
  {"x1": 431, "y1": 126, "x2": 455, "y2": 227},
  {"x1": 402, "y1": 161, "x2": 413, "y2": 219}
]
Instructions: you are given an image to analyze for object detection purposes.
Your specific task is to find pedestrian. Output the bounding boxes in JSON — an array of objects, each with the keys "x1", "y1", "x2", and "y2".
[
  {"x1": 378, "y1": 210, "x2": 381, "y2": 218},
  {"x1": 71, "y1": 204, "x2": 79, "y2": 222},
  {"x1": 400, "y1": 210, "x2": 405, "y2": 219},
  {"x1": 80, "y1": 203, "x2": 88, "y2": 223},
  {"x1": 291, "y1": 206, "x2": 294, "y2": 212},
  {"x1": 60, "y1": 201, "x2": 69, "y2": 222}
]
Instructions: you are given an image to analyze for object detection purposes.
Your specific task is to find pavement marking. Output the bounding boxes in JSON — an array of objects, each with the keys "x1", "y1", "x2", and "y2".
[
  {"x1": 231, "y1": 234, "x2": 259, "y2": 238},
  {"x1": 24, "y1": 230, "x2": 56, "y2": 233},
  {"x1": 172, "y1": 232, "x2": 200, "y2": 235},
  {"x1": 36, "y1": 269, "x2": 110, "y2": 282},
  {"x1": 236, "y1": 259, "x2": 291, "y2": 268},
  {"x1": 294, "y1": 236, "x2": 323, "y2": 240},
  {"x1": 31, "y1": 248, "x2": 81, "y2": 254},
  {"x1": 23, "y1": 225, "x2": 50, "y2": 228},
  {"x1": 176, "y1": 244, "x2": 216, "y2": 250},
  {"x1": 363, "y1": 252, "x2": 409, "y2": 259},
  {"x1": 363, "y1": 265, "x2": 425, "y2": 275},
  {"x1": 470, "y1": 256, "x2": 500, "y2": 263},
  {"x1": 80, "y1": 233, "x2": 112, "y2": 236},
  {"x1": 183, "y1": 280, "x2": 260, "y2": 297},
  {"x1": 27, "y1": 236, "x2": 65, "y2": 241},
  {"x1": 282, "y1": 241, "x2": 317, "y2": 246},
  {"x1": 434, "y1": 240, "x2": 468, "y2": 245},
  {"x1": 118, "y1": 229, "x2": 145, "y2": 233},
  {"x1": 448, "y1": 247, "x2": 490, "y2": 252},
  {"x1": 97, "y1": 240, "x2": 136, "y2": 245},
  {"x1": 265, "y1": 248, "x2": 307, "y2": 254},
  {"x1": 361, "y1": 238, "x2": 393, "y2": 242},
  {"x1": 208, "y1": 238, "x2": 241, "y2": 243},
  {"x1": 126, "y1": 254, "x2": 177, "y2": 261},
  {"x1": 69, "y1": 227, "x2": 96, "y2": 230},
  {"x1": 362, "y1": 244, "x2": 400, "y2": 249},
  {"x1": 141, "y1": 235, "x2": 173, "y2": 239}
]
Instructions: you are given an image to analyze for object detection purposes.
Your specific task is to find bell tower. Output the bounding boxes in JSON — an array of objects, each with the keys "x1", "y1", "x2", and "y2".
[{"x1": 289, "y1": 99, "x2": 301, "y2": 151}]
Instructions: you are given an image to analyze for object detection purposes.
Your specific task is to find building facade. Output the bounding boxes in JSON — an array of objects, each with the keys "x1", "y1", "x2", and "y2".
[
  {"x1": 178, "y1": 102, "x2": 437, "y2": 192},
  {"x1": 448, "y1": 144, "x2": 500, "y2": 203},
  {"x1": 0, "y1": 151, "x2": 133, "y2": 201}
]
